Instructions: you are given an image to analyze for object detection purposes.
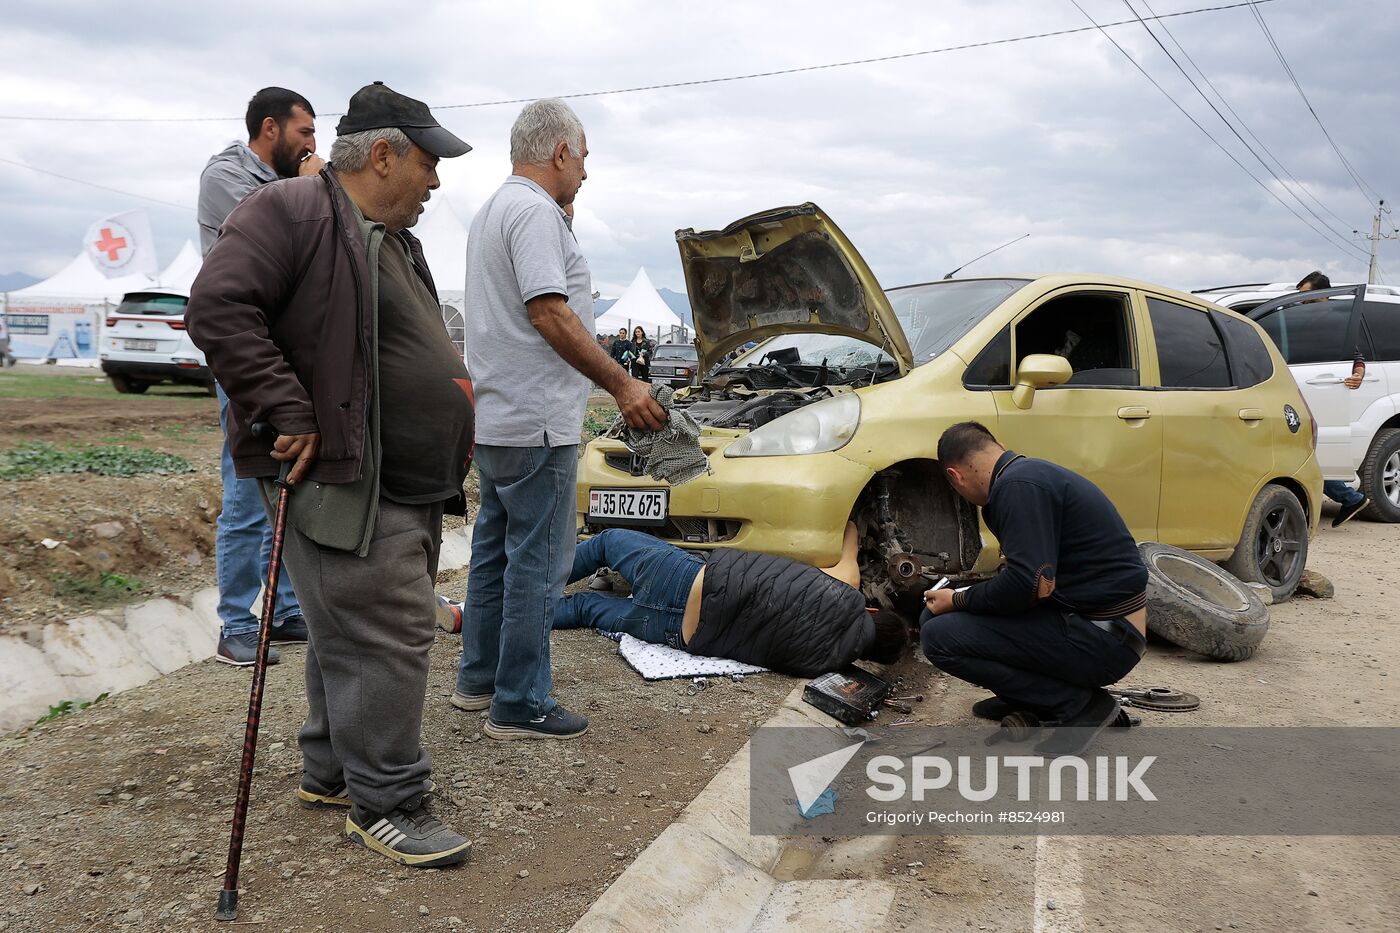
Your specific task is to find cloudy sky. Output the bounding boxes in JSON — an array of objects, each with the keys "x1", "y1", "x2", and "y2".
[{"x1": 1, "y1": 0, "x2": 1396, "y2": 297}]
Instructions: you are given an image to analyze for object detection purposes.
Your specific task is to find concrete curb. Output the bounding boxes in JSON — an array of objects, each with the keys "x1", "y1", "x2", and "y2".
[
  {"x1": 0, "y1": 527, "x2": 473, "y2": 733},
  {"x1": 570, "y1": 685, "x2": 896, "y2": 933}
]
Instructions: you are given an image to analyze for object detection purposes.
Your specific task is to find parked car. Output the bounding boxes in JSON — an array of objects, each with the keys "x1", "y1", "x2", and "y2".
[
  {"x1": 99, "y1": 289, "x2": 214, "y2": 394},
  {"x1": 576, "y1": 203, "x2": 1323, "y2": 609},
  {"x1": 1225, "y1": 284, "x2": 1400, "y2": 522},
  {"x1": 648, "y1": 343, "x2": 700, "y2": 389},
  {"x1": 1193, "y1": 281, "x2": 1400, "y2": 315}
]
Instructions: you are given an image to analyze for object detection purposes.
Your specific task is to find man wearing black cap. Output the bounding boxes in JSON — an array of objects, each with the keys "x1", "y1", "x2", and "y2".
[{"x1": 188, "y1": 82, "x2": 476, "y2": 869}]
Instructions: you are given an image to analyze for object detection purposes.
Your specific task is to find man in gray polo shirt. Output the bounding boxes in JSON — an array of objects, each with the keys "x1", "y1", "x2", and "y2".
[{"x1": 454, "y1": 98, "x2": 665, "y2": 739}]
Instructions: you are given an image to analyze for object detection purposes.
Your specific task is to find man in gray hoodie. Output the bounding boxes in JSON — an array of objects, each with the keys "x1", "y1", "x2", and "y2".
[{"x1": 198, "y1": 87, "x2": 323, "y2": 666}]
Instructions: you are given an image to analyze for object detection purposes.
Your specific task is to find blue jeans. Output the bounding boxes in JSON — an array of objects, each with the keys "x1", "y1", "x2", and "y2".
[
  {"x1": 1323, "y1": 480, "x2": 1364, "y2": 507},
  {"x1": 552, "y1": 529, "x2": 704, "y2": 650},
  {"x1": 457, "y1": 444, "x2": 579, "y2": 722},
  {"x1": 216, "y1": 384, "x2": 299, "y2": 637}
]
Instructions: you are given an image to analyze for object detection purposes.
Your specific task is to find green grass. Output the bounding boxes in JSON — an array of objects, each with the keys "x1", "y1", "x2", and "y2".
[
  {"x1": 98, "y1": 432, "x2": 145, "y2": 444},
  {"x1": 0, "y1": 441, "x2": 194, "y2": 480},
  {"x1": 582, "y1": 405, "x2": 620, "y2": 441},
  {"x1": 35, "y1": 692, "x2": 109, "y2": 724},
  {"x1": 0, "y1": 370, "x2": 209, "y2": 400},
  {"x1": 51, "y1": 571, "x2": 146, "y2": 607}
]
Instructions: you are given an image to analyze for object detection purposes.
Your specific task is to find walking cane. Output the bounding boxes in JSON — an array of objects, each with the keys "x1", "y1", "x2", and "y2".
[{"x1": 215, "y1": 422, "x2": 294, "y2": 922}]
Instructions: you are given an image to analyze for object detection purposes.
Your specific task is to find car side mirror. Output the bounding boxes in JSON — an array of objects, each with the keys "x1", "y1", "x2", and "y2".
[{"x1": 1012, "y1": 354, "x2": 1072, "y2": 409}]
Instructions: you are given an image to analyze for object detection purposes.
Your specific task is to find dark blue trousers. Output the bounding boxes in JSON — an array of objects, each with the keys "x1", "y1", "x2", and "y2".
[{"x1": 919, "y1": 605, "x2": 1144, "y2": 721}]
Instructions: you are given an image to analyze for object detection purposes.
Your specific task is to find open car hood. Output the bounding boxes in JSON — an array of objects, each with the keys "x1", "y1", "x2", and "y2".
[{"x1": 675, "y1": 203, "x2": 914, "y2": 375}]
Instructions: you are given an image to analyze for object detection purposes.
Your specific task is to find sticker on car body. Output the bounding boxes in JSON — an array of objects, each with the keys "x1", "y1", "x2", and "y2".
[{"x1": 1283, "y1": 404, "x2": 1300, "y2": 433}]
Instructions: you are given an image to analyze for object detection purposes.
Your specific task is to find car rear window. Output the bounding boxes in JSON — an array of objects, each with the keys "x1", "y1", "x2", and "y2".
[
  {"x1": 1211, "y1": 311, "x2": 1274, "y2": 387},
  {"x1": 115, "y1": 295, "x2": 187, "y2": 316}
]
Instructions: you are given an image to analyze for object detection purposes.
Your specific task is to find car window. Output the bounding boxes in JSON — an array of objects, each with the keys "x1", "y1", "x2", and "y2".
[
  {"x1": 729, "y1": 278, "x2": 1030, "y2": 372},
  {"x1": 1254, "y1": 299, "x2": 1357, "y2": 364},
  {"x1": 1211, "y1": 311, "x2": 1274, "y2": 387},
  {"x1": 1015, "y1": 291, "x2": 1138, "y2": 387},
  {"x1": 115, "y1": 295, "x2": 187, "y2": 316},
  {"x1": 1361, "y1": 301, "x2": 1400, "y2": 362},
  {"x1": 1147, "y1": 297, "x2": 1231, "y2": 389},
  {"x1": 963, "y1": 325, "x2": 1011, "y2": 387},
  {"x1": 653, "y1": 345, "x2": 698, "y2": 361}
]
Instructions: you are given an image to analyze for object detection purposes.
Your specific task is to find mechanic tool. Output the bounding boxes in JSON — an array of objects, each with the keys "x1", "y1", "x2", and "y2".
[
  {"x1": 883, "y1": 699, "x2": 914, "y2": 714},
  {"x1": 892, "y1": 694, "x2": 925, "y2": 703},
  {"x1": 216, "y1": 423, "x2": 293, "y2": 922},
  {"x1": 1108, "y1": 686, "x2": 1200, "y2": 712},
  {"x1": 686, "y1": 677, "x2": 710, "y2": 696},
  {"x1": 985, "y1": 710, "x2": 1042, "y2": 745},
  {"x1": 803, "y1": 667, "x2": 893, "y2": 725}
]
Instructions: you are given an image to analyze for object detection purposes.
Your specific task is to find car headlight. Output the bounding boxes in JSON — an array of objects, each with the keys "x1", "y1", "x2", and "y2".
[{"x1": 723, "y1": 393, "x2": 861, "y2": 458}]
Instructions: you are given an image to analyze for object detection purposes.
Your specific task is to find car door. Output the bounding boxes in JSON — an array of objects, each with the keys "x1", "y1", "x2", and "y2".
[
  {"x1": 988, "y1": 286, "x2": 1162, "y2": 541},
  {"x1": 1355, "y1": 299, "x2": 1399, "y2": 462},
  {"x1": 1249, "y1": 286, "x2": 1378, "y2": 480},
  {"x1": 1143, "y1": 294, "x2": 1274, "y2": 549}
]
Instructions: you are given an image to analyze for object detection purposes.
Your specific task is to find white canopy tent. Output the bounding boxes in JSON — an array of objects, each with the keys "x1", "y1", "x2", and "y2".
[
  {"x1": 158, "y1": 240, "x2": 202, "y2": 295},
  {"x1": 594, "y1": 267, "x2": 686, "y2": 343}
]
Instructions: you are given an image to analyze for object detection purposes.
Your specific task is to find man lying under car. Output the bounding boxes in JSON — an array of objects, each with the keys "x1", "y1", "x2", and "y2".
[{"x1": 443, "y1": 523, "x2": 908, "y2": 682}]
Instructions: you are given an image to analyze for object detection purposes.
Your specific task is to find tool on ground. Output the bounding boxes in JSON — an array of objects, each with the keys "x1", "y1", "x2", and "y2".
[
  {"x1": 1108, "y1": 686, "x2": 1200, "y2": 712},
  {"x1": 985, "y1": 710, "x2": 1042, "y2": 745},
  {"x1": 216, "y1": 422, "x2": 294, "y2": 922},
  {"x1": 884, "y1": 699, "x2": 914, "y2": 714},
  {"x1": 802, "y1": 667, "x2": 893, "y2": 725},
  {"x1": 686, "y1": 676, "x2": 710, "y2": 696}
]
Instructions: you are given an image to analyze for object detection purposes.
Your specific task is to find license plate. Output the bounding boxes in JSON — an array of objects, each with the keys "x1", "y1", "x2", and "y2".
[
  {"x1": 124, "y1": 339, "x2": 158, "y2": 352},
  {"x1": 588, "y1": 488, "x2": 668, "y2": 526}
]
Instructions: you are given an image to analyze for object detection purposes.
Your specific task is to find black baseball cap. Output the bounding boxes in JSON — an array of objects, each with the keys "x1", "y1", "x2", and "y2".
[{"x1": 336, "y1": 81, "x2": 471, "y2": 158}]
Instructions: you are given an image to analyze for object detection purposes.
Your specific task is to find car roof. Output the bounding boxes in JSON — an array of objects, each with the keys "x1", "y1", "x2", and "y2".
[{"x1": 889, "y1": 272, "x2": 1222, "y2": 309}]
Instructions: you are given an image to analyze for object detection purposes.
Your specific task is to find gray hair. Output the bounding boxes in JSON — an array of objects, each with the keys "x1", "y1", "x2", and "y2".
[
  {"x1": 329, "y1": 127, "x2": 413, "y2": 173},
  {"x1": 510, "y1": 99, "x2": 584, "y2": 166}
]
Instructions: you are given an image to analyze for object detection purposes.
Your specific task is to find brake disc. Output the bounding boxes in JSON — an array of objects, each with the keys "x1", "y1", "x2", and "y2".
[{"x1": 1108, "y1": 686, "x2": 1201, "y2": 712}]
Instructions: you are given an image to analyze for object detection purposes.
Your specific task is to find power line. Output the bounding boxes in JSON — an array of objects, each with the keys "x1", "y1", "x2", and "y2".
[
  {"x1": 0, "y1": 156, "x2": 195, "y2": 212},
  {"x1": 1069, "y1": 0, "x2": 1368, "y2": 265},
  {"x1": 1248, "y1": 1, "x2": 1382, "y2": 207},
  {"x1": 1134, "y1": 0, "x2": 1355, "y2": 234},
  {"x1": 1119, "y1": 0, "x2": 1369, "y2": 261},
  {"x1": 0, "y1": 0, "x2": 1278, "y2": 124}
]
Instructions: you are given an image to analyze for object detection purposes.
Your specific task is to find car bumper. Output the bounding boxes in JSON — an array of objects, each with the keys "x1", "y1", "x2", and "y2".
[
  {"x1": 576, "y1": 434, "x2": 874, "y2": 565},
  {"x1": 101, "y1": 358, "x2": 213, "y2": 383},
  {"x1": 1292, "y1": 452, "x2": 1324, "y2": 535}
]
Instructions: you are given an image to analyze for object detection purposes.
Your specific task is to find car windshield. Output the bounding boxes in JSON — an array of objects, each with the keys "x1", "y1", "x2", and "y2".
[
  {"x1": 116, "y1": 295, "x2": 187, "y2": 316},
  {"x1": 730, "y1": 278, "x2": 1030, "y2": 370},
  {"x1": 654, "y1": 345, "x2": 697, "y2": 361}
]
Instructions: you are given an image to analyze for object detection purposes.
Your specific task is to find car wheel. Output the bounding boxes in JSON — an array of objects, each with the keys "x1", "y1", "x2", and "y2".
[
  {"x1": 109, "y1": 374, "x2": 147, "y2": 394},
  {"x1": 1359, "y1": 428, "x2": 1400, "y2": 522},
  {"x1": 206, "y1": 383, "x2": 219, "y2": 398},
  {"x1": 1223, "y1": 483, "x2": 1308, "y2": 602},
  {"x1": 1140, "y1": 542, "x2": 1269, "y2": 662}
]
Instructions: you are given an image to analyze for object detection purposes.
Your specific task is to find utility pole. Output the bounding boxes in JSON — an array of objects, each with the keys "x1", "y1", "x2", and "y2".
[{"x1": 1355, "y1": 200, "x2": 1397, "y2": 285}]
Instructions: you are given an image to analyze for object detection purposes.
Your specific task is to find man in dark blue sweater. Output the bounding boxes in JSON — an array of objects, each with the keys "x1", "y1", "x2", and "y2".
[{"x1": 921, "y1": 422, "x2": 1147, "y2": 754}]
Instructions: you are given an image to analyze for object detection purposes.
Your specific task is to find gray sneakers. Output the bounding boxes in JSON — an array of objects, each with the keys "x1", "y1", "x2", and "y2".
[
  {"x1": 346, "y1": 802, "x2": 472, "y2": 868},
  {"x1": 215, "y1": 632, "x2": 280, "y2": 667},
  {"x1": 484, "y1": 705, "x2": 589, "y2": 741}
]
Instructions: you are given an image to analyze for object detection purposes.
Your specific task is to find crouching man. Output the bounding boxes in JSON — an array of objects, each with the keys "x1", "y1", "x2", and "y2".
[
  {"x1": 188, "y1": 82, "x2": 475, "y2": 868},
  {"x1": 546, "y1": 523, "x2": 909, "y2": 677},
  {"x1": 921, "y1": 422, "x2": 1147, "y2": 755}
]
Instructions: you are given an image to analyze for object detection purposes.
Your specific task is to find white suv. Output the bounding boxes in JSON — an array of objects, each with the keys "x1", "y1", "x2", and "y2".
[
  {"x1": 1198, "y1": 283, "x2": 1400, "y2": 521},
  {"x1": 99, "y1": 289, "x2": 214, "y2": 394}
]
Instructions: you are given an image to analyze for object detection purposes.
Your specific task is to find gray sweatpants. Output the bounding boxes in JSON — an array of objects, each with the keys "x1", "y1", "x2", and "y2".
[{"x1": 272, "y1": 495, "x2": 443, "y2": 816}]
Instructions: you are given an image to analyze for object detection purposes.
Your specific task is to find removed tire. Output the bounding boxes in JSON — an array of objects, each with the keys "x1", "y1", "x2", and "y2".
[
  {"x1": 1359, "y1": 428, "x2": 1400, "y2": 522},
  {"x1": 1223, "y1": 483, "x2": 1308, "y2": 602},
  {"x1": 1141, "y1": 542, "x2": 1269, "y2": 662}
]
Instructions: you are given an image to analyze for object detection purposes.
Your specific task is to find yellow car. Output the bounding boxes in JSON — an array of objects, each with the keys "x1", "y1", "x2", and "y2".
[{"x1": 578, "y1": 204, "x2": 1322, "y2": 607}]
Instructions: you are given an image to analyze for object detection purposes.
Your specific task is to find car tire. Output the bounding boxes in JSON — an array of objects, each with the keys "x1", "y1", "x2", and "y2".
[
  {"x1": 1141, "y1": 542, "x2": 1269, "y2": 662},
  {"x1": 109, "y1": 374, "x2": 149, "y2": 394},
  {"x1": 1223, "y1": 483, "x2": 1308, "y2": 602},
  {"x1": 1358, "y1": 428, "x2": 1400, "y2": 522}
]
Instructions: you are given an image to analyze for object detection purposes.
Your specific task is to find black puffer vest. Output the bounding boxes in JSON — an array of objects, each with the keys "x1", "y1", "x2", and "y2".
[{"x1": 688, "y1": 549, "x2": 873, "y2": 677}]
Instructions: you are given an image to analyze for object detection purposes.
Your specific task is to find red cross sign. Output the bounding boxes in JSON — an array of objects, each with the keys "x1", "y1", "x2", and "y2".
[{"x1": 94, "y1": 227, "x2": 129, "y2": 262}]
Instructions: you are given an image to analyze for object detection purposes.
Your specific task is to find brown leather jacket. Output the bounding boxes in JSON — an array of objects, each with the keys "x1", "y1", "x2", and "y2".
[{"x1": 187, "y1": 167, "x2": 438, "y2": 484}]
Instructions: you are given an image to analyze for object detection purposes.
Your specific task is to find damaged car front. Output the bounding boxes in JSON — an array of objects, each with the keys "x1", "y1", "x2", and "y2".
[{"x1": 576, "y1": 202, "x2": 1031, "y2": 611}]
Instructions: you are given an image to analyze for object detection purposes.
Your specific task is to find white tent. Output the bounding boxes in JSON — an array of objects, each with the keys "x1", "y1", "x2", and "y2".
[
  {"x1": 594, "y1": 268, "x2": 685, "y2": 341},
  {"x1": 414, "y1": 196, "x2": 469, "y2": 296},
  {"x1": 6, "y1": 250, "x2": 158, "y2": 304},
  {"x1": 158, "y1": 240, "x2": 202, "y2": 295}
]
